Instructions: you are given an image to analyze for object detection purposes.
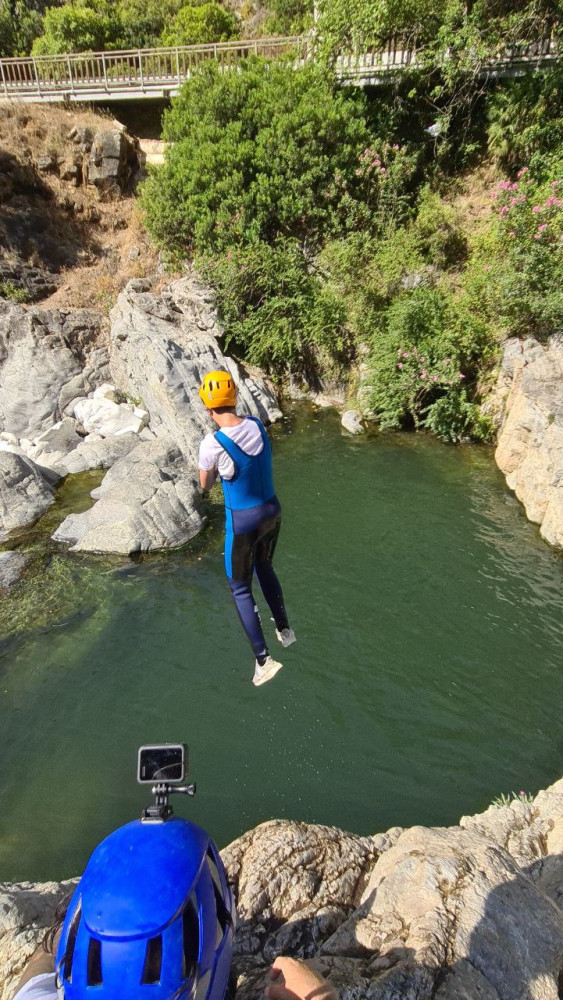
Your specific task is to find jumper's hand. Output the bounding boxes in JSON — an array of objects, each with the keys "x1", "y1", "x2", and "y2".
[{"x1": 265, "y1": 957, "x2": 338, "y2": 1000}]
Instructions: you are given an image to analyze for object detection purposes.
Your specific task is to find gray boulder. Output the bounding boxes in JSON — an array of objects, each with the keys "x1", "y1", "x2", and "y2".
[
  {"x1": 4, "y1": 777, "x2": 563, "y2": 1000},
  {"x1": 108, "y1": 275, "x2": 282, "y2": 467},
  {"x1": 489, "y1": 335, "x2": 563, "y2": 548},
  {"x1": 0, "y1": 550, "x2": 30, "y2": 589},
  {"x1": 52, "y1": 437, "x2": 206, "y2": 554},
  {"x1": 0, "y1": 303, "x2": 105, "y2": 439},
  {"x1": 0, "y1": 258, "x2": 59, "y2": 303},
  {"x1": 0, "y1": 452, "x2": 57, "y2": 540},
  {"x1": 341, "y1": 410, "x2": 364, "y2": 435},
  {"x1": 87, "y1": 129, "x2": 141, "y2": 197}
]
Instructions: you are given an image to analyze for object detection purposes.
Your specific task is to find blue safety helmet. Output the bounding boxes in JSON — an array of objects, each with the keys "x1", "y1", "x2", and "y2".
[{"x1": 55, "y1": 817, "x2": 235, "y2": 1000}]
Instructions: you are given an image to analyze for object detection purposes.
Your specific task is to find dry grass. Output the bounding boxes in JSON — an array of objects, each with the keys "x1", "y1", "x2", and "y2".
[{"x1": 0, "y1": 101, "x2": 162, "y2": 310}]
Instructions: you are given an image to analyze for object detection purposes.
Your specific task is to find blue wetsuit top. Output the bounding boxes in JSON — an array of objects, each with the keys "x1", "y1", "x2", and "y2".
[{"x1": 214, "y1": 416, "x2": 275, "y2": 511}]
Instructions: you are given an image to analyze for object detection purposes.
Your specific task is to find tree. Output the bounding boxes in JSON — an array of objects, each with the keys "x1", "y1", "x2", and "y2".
[
  {"x1": 160, "y1": 3, "x2": 238, "y2": 47},
  {"x1": 0, "y1": 0, "x2": 44, "y2": 56},
  {"x1": 32, "y1": 2, "x2": 120, "y2": 54},
  {"x1": 141, "y1": 58, "x2": 376, "y2": 256}
]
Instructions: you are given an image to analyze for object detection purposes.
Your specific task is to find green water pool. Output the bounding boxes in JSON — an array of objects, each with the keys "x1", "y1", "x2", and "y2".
[{"x1": 1, "y1": 406, "x2": 562, "y2": 882}]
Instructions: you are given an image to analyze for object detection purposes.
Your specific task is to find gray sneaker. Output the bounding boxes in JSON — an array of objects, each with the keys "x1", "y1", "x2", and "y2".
[
  {"x1": 276, "y1": 627, "x2": 296, "y2": 648},
  {"x1": 252, "y1": 655, "x2": 283, "y2": 686}
]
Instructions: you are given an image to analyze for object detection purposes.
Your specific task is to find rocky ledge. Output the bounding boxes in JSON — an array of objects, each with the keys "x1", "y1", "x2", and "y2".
[
  {"x1": 0, "y1": 274, "x2": 281, "y2": 556},
  {"x1": 486, "y1": 334, "x2": 563, "y2": 549},
  {"x1": 2, "y1": 778, "x2": 563, "y2": 1000}
]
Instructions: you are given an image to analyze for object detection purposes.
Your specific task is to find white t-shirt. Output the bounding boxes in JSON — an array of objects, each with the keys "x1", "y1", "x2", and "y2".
[
  {"x1": 12, "y1": 974, "x2": 58, "y2": 1000},
  {"x1": 198, "y1": 418, "x2": 264, "y2": 481}
]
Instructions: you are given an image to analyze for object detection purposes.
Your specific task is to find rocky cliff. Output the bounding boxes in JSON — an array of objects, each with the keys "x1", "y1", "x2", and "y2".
[
  {"x1": 2, "y1": 779, "x2": 563, "y2": 1000},
  {"x1": 486, "y1": 335, "x2": 563, "y2": 549},
  {"x1": 0, "y1": 274, "x2": 281, "y2": 557}
]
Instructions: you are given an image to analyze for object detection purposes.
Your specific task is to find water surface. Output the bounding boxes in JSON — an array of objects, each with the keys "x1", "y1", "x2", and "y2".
[{"x1": 1, "y1": 407, "x2": 562, "y2": 881}]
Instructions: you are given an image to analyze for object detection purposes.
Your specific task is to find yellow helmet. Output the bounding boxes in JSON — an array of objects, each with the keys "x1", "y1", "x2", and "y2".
[{"x1": 198, "y1": 370, "x2": 237, "y2": 409}]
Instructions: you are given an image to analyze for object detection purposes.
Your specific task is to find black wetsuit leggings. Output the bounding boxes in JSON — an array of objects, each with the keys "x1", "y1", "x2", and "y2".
[{"x1": 224, "y1": 497, "x2": 289, "y2": 659}]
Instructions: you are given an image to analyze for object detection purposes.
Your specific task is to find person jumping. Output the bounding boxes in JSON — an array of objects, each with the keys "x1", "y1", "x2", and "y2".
[{"x1": 198, "y1": 370, "x2": 296, "y2": 686}]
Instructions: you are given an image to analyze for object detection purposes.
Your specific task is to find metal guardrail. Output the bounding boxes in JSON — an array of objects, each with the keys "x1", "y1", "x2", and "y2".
[
  {"x1": 0, "y1": 36, "x2": 307, "y2": 102},
  {"x1": 0, "y1": 33, "x2": 559, "y2": 102}
]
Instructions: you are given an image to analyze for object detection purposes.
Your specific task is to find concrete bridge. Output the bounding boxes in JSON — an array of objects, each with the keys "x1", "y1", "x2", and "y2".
[{"x1": 0, "y1": 34, "x2": 559, "y2": 104}]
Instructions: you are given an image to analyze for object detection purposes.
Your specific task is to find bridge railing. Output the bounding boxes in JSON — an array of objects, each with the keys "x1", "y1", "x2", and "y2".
[
  {"x1": 0, "y1": 36, "x2": 306, "y2": 98},
  {"x1": 0, "y1": 32, "x2": 560, "y2": 99}
]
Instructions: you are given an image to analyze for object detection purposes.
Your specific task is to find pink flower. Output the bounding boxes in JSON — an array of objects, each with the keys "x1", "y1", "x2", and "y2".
[
  {"x1": 397, "y1": 362, "x2": 403, "y2": 369},
  {"x1": 392, "y1": 143, "x2": 399, "y2": 151},
  {"x1": 355, "y1": 168, "x2": 362, "y2": 175},
  {"x1": 499, "y1": 180, "x2": 511, "y2": 190},
  {"x1": 538, "y1": 223, "x2": 548, "y2": 232},
  {"x1": 420, "y1": 370, "x2": 427, "y2": 378},
  {"x1": 517, "y1": 167, "x2": 529, "y2": 177},
  {"x1": 458, "y1": 373, "x2": 466, "y2": 379},
  {"x1": 420, "y1": 356, "x2": 425, "y2": 362},
  {"x1": 499, "y1": 206, "x2": 509, "y2": 216},
  {"x1": 510, "y1": 198, "x2": 518, "y2": 206},
  {"x1": 511, "y1": 182, "x2": 519, "y2": 190},
  {"x1": 519, "y1": 195, "x2": 527, "y2": 203},
  {"x1": 532, "y1": 205, "x2": 541, "y2": 213},
  {"x1": 550, "y1": 180, "x2": 560, "y2": 187},
  {"x1": 534, "y1": 233, "x2": 542, "y2": 239},
  {"x1": 380, "y1": 167, "x2": 386, "y2": 173},
  {"x1": 226, "y1": 252, "x2": 232, "y2": 259},
  {"x1": 483, "y1": 265, "x2": 492, "y2": 271},
  {"x1": 432, "y1": 374, "x2": 438, "y2": 381},
  {"x1": 403, "y1": 352, "x2": 410, "y2": 358}
]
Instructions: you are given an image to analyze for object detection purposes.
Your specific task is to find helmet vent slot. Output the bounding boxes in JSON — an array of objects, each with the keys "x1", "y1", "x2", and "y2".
[
  {"x1": 62, "y1": 902, "x2": 82, "y2": 983},
  {"x1": 141, "y1": 935, "x2": 162, "y2": 985},
  {"x1": 86, "y1": 938, "x2": 103, "y2": 986},
  {"x1": 207, "y1": 848, "x2": 233, "y2": 946},
  {"x1": 182, "y1": 895, "x2": 200, "y2": 981}
]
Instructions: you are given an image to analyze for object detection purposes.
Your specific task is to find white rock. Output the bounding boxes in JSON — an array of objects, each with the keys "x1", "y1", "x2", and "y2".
[
  {"x1": 32, "y1": 418, "x2": 81, "y2": 455},
  {"x1": 93, "y1": 383, "x2": 121, "y2": 403},
  {"x1": 73, "y1": 397, "x2": 147, "y2": 438},
  {"x1": 341, "y1": 409, "x2": 364, "y2": 435}
]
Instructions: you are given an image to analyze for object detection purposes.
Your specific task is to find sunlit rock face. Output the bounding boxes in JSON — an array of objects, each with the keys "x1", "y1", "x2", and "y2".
[
  {"x1": 487, "y1": 335, "x2": 563, "y2": 549},
  {"x1": 3, "y1": 778, "x2": 563, "y2": 1000}
]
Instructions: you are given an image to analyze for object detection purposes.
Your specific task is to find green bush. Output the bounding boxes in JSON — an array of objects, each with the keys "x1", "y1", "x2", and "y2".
[
  {"x1": 0, "y1": 0, "x2": 43, "y2": 56},
  {"x1": 32, "y1": 2, "x2": 120, "y2": 54},
  {"x1": 470, "y1": 169, "x2": 563, "y2": 340},
  {"x1": 141, "y1": 59, "x2": 386, "y2": 256},
  {"x1": 197, "y1": 238, "x2": 349, "y2": 376},
  {"x1": 487, "y1": 69, "x2": 563, "y2": 174},
  {"x1": 160, "y1": 3, "x2": 238, "y2": 46},
  {"x1": 261, "y1": 0, "x2": 313, "y2": 35},
  {"x1": 362, "y1": 286, "x2": 494, "y2": 440}
]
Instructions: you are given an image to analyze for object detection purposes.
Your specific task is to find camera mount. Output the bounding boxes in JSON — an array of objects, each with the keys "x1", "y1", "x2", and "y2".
[{"x1": 142, "y1": 781, "x2": 197, "y2": 822}]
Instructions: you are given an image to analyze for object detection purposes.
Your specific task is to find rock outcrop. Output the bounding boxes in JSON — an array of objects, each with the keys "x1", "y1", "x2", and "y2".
[
  {"x1": 489, "y1": 335, "x2": 563, "y2": 548},
  {"x1": 3, "y1": 779, "x2": 563, "y2": 1000},
  {"x1": 108, "y1": 276, "x2": 282, "y2": 467},
  {"x1": 52, "y1": 438, "x2": 205, "y2": 554},
  {"x1": 0, "y1": 274, "x2": 281, "y2": 550},
  {"x1": 0, "y1": 452, "x2": 57, "y2": 541}
]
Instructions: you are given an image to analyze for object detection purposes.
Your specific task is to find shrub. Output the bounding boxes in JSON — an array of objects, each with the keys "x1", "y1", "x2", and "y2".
[
  {"x1": 32, "y1": 2, "x2": 119, "y2": 54},
  {"x1": 362, "y1": 286, "x2": 494, "y2": 440},
  {"x1": 487, "y1": 69, "x2": 563, "y2": 173},
  {"x1": 197, "y1": 238, "x2": 349, "y2": 377},
  {"x1": 479, "y1": 169, "x2": 563, "y2": 340},
  {"x1": 141, "y1": 59, "x2": 384, "y2": 257},
  {"x1": 160, "y1": 3, "x2": 238, "y2": 46}
]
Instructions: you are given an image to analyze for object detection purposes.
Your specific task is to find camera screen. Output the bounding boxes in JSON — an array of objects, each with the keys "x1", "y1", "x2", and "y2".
[{"x1": 138, "y1": 744, "x2": 185, "y2": 784}]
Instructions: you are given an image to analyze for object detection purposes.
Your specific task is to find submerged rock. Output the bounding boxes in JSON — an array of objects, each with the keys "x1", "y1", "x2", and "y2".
[
  {"x1": 0, "y1": 550, "x2": 30, "y2": 589},
  {"x1": 490, "y1": 335, "x2": 563, "y2": 548},
  {"x1": 52, "y1": 437, "x2": 205, "y2": 554},
  {"x1": 3, "y1": 778, "x2": 563, "y2": 1000}
]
